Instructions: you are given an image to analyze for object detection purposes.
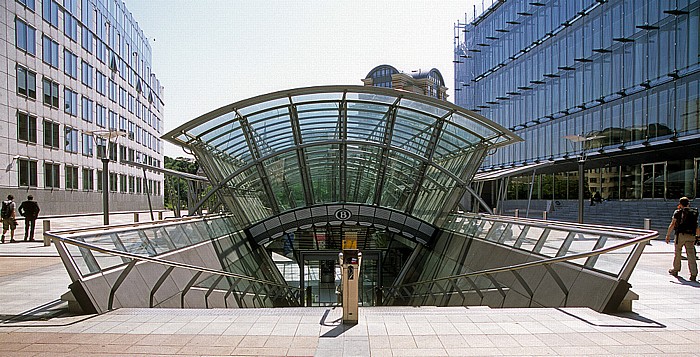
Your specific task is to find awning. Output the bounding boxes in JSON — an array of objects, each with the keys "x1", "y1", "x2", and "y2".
[{"x1": 472, "y1": 161, "x2": 552, "y2": 182}]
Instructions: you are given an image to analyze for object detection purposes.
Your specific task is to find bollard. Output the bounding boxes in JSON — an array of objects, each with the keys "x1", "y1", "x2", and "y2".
[
  {"x1": 644, "y1": 218, "x2": 652, "y2": 245},
  {"x1": 543, "y1": 211, "x2": 548, "y2": 220},
  {"x1": 514, "y1": 209, "x2": 519, "y2": 218},
  {"x1": 133, "y1": 213, "x2": 139, "y2": 222},
  {"x1": 158, "y1": 211, "x2": 163, "y2": 220},
  {"x1": 42, "y1": 220, "x2": 51, "y2": 246}
]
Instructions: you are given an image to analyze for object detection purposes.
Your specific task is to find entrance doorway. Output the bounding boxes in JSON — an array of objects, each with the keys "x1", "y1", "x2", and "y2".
[
  {"x1": 298, "y1": 251, "x2": 381, "y2": 307},
  {"x1": 642, "y1": 162, "x2": 666, "y2": 199}
]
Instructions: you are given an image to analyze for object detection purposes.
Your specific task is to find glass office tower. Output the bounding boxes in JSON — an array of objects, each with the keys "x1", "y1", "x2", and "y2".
[
  {"x1": 5, "y1": 0, "x2": 165, "y2": 214},
  {"x1": 455, "y1": 0, "x2": 699, "y2": 202}
]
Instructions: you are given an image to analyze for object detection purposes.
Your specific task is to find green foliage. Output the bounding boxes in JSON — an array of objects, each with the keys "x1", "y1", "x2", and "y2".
[{"x1": 164, "y1": 156, "x2": 199, "y2": 209}]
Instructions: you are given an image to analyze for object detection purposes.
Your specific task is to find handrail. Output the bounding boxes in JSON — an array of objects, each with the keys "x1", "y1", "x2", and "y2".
[
  {"x1": 46, "y1": 231, "x2": 298, "y2": 292},
  {"x1": 47, "y1": 213, "x2": 210, "y2": 237},
  {"x1": 448, "y1": 213, "x2": 655, "y2": 238},
  {"x1": 388, "y1": 220, "x2": 657, "y2": 290}
]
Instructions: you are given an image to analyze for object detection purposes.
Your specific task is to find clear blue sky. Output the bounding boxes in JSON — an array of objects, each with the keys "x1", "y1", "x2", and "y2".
[{"x1": 124, "y1": 1, "x2": 476, "y2": 157}]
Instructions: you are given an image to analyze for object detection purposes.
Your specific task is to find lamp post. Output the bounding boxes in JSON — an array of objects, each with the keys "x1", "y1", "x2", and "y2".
[
  {"x1": 563, "y1": 134, "x2": 603, "y2": 224},
  {"x1": 89, "y1": 130, "x2": 127, "y2": 225}
]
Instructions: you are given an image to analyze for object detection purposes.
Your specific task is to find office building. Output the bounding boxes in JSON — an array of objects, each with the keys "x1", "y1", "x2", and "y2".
[
  {"x1": 2, "y1": 0, "x2": 165, "y2": 214},
  {"x1": 454, "y1": 0, "x2": 699, "y2": 210},
  {"x1": 363, "y1": 65, "x2": 449, "y2": 100}
]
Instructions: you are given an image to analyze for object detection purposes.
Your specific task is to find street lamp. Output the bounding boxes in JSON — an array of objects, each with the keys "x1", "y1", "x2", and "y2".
[
  {"x1": 89, "y1": 130, "x2": 127, "y2": 225},
  {"x1": 563, "y1": 134, "x2": 604, "y2": 224}
]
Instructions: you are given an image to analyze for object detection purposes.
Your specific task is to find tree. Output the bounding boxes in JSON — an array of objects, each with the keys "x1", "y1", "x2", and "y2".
[{"x1": 164, "y1": 156, "x2": 199, "y2": 209}]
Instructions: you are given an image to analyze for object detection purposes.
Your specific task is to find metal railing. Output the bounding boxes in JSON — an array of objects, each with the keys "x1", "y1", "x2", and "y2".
[
  {"x1": 381, "y1": 213, "x2": 657, "y2": 309},
  {"x1": 48, "y1": 214, "x2": 299, "y2": 312}
]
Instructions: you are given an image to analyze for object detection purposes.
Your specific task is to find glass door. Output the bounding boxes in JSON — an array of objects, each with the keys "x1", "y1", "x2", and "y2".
[{"x1": 642, "y1": 162, "x2": 666, "y2": 199}]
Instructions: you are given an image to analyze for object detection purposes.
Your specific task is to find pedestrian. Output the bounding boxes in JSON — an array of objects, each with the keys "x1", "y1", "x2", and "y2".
[
  {"x1": 1, "y1": 194, "x2": 17, "y2": 243},
  {"x1": 665, "y1": 196, "x2": 700, "y2": 281},
  {"x1": 18, "y1": 195, "x2": 40, "y2": 242}
]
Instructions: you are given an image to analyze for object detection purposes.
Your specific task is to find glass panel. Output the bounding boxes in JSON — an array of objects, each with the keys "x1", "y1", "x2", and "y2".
[
  {"x1": 305, "y1": 144, "x2": 340, "y2": 203},
  {"x1": 345, "y1": 144, "x2": 381, "y2": 204},
  {"x1": 116, "y1": 230, "x2": 154, "y2": 255},
  {"x1": 141, "y1": 226, "x2": 175, "y2": 254},
  {"x1": 263, "y1": 151, "x2": 304, "y2": 211},
  {"x1": 237, "y1": 97, "x2": 291, "y2": 116},
  {"x1": 163, "y1": 225, "x2": 193, "y2": 248}
]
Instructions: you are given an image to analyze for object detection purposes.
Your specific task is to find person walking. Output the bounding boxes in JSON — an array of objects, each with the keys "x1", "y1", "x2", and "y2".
[
  {"x1": 18, "y1": 195, "x2": 40, "y2": 242},
  {"x1": 665, "y1": 197, "x2": 700, "y2": 281},
  {"x1": 1, "y1": 194, "x2": 17, "y2": 243}
]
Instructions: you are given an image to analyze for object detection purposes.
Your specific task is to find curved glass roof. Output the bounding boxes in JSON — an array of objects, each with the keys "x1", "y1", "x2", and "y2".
[{"x1": 164, "y1": 85, "x2": 520, "y2": 229}]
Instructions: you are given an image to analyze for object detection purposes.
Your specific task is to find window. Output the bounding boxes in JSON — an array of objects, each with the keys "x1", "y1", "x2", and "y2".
[
  {"x1": 97, "y1": 169, "x2": 103, "y2": 191},
  {"x1": 96, "y1": 137, "x2": 106, "y2": 159},
  {"x1": 63, "y1": 88, "x2": 78, "y2": 116},
  {"x1": 18, "y1": 159, "x2": 37, "y2": 187},
  {"x1": 119, "y1": 116, "x2": 127, "y2": 131},
  {"x1": 119, "y1": 144, "x2": 127, "y2": 162},
  {"x1": 65, "y1": 165, "x2": 78, "y2": 189},
  {"x1": 136, "y1": 176, "x2": 142, "y2": 193},
  {"x1": 64, "y1": 14, "x2": 78, "y2": 42},
  {"x1": 17, "y1": 111, "x2": 37, "y2": 143},
  {"x1": 108, "y1": 142, "x2": 117, "y2": 161},
  {"x1": 43, "y1": 120, "x2": 60, "y2": 149},
  {"x1": 128, "y1": 94, "x2": 135, "y2": 113},
  {"x1": 42, "y1": 36, "x2": 59, "y2": 68},
  {"x1": 128, "y1": 148, "x2": 134, "y2": 162},
  {"x1": 119, "y1": 86, "x2": 126, "y2": 108},
  {"x1": 82, "y1": 168, "x2": 94, "y2": 190},
  {"x1": 82, "y1": 132, "x2": 93, "y2": 156},
  {"x1": 128, "y1": 176, "x2": 135, "y2": 193},
  {"x1": 109, "y1": 110, "x2": 117, "y2": 130},
  {"x1": 44, "y1": 162, "x2": 60, "y2": 188},
  {"x1": 42, "y1": 78, "x2": 59, "y2": 107},
  {"x1": 64, "y1": 126, "x2": 78, "y2": 153},
  {"x1": 81, "y1": 25, "x2": 92, "y2": 53},
  {"x1": 64, "y1": 49, "x2": 77, "y2": 78},
  {"x1": 96, "y1": 70, "x2": 106, "y2": 95},
  {"x1": 96, "y1": 40, "x2": 106, "y2": 63},
  {"x1": 109, "y1": 172, "x2": 117, "y2": 192},
  {"x1": 96, "y1": 104, "x2": 106, "y2": 127},
  {"x1": 15, "y1": 18, "x2": 36, "y2": 55},
  {"x1": 119, "y1": 174, "x2": 127, "y2": 192},
  {"x1": 16, "y1": 65, "x2": 37, "y2": 99},
  {"x1": 17, "y1": 0, "x2": 36, "y2": 11},
  {"x1": 43, "y1": 0, "x2": 59, "y2": 27},
  {"x1": 81, "y1": 61, "x2": 93, "y2": 87},
  {"x1": 108, "y1": 79, "x2": 117, "y2": 102},
  {"x1": 81, "y1": 96, "x2": 93, "y2": 122}
]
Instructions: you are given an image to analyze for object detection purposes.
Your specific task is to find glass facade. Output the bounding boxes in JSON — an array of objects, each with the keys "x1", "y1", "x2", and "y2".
[
  {"x1": 164, "y1": 86, "x2": 520, "y2": 230},
  {"x1": 455, "y1": 0, "x2": 700, "y2": 200}
]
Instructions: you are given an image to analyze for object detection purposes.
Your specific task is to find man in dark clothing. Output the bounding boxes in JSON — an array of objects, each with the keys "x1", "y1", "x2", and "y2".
[
  {"x1": 666, "y1": 196, "x2": 700, "y2": 281},
  {"x1": 18, "y1": 195, "x2": 40, "y2": 242},
  {"x1": 1, "y1": 194, "x2": 17, "y2": 243}
]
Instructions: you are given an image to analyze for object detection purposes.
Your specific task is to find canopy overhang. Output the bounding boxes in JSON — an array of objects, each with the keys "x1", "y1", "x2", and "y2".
[{"x1": 164, "y1": 85, "x2": 521, "y2": 231}]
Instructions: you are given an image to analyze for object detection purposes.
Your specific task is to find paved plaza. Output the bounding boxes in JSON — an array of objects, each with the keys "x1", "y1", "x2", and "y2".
[{"x1": 0, "y1": 213, "x2": 699, "y2": 356}]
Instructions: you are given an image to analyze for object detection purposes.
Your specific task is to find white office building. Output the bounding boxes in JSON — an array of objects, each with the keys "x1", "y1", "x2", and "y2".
[{"x1": 2, "y1": 0, "x2": 164, "y2": 215}]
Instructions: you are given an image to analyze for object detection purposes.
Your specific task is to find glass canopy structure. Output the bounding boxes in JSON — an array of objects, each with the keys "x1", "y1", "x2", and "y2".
[
  {"x1": 50, "y1": 86, "x2": 653, "y2": 314},
  {"x1": 164, "y1": 85, "x2": 520, "y2": 232}
]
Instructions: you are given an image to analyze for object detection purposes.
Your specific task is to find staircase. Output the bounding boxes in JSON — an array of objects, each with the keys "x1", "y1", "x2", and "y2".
[{"x1": 500, "y1": 199, "x2": 679, "y2": 235}]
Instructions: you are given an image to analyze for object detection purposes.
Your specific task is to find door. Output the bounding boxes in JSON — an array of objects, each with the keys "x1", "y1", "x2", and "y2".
[{"x1": 642, "y1": 162, "x2": 666, "y2": 199}]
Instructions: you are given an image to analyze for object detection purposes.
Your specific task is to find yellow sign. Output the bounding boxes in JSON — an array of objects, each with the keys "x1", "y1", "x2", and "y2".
[{"x1": 342, "y1": 231, "x2": 357, "y2": 250}]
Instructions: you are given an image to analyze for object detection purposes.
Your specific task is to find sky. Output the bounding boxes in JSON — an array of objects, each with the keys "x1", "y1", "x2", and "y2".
[{"x1": 123, "y1": 1, "x2": 477, "y2": 158}]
